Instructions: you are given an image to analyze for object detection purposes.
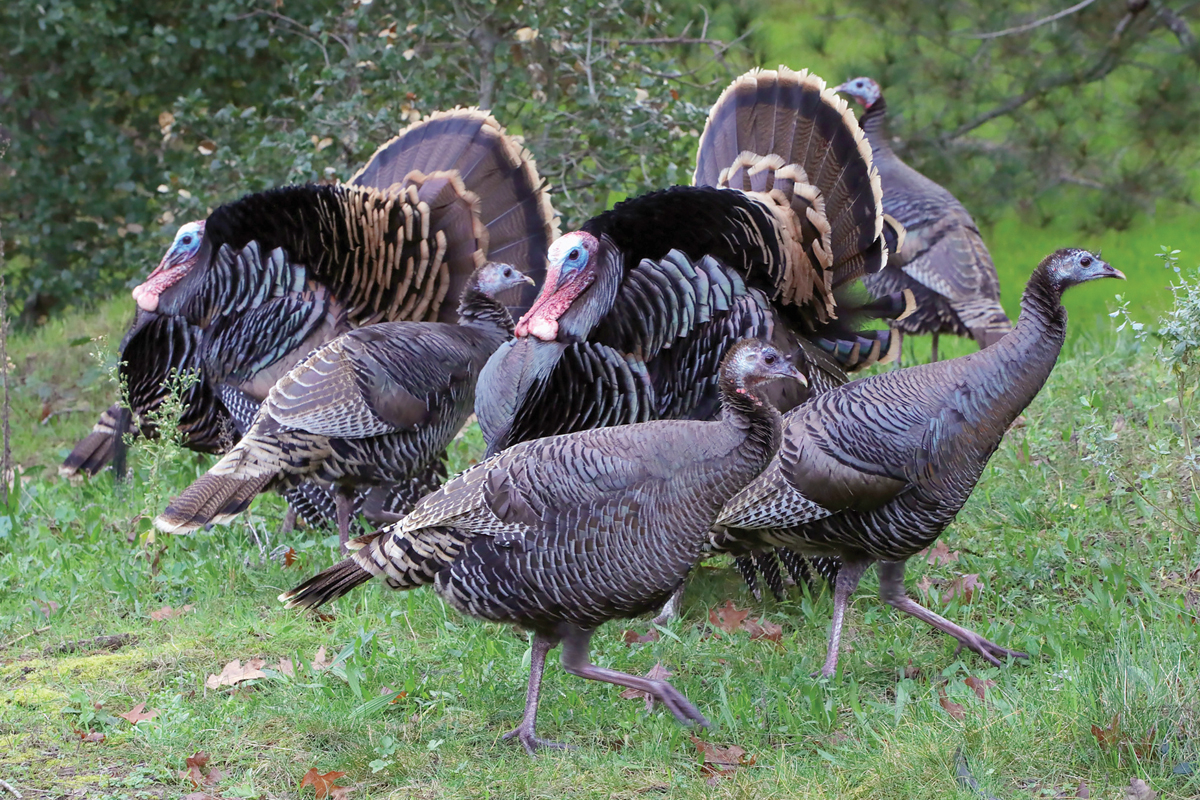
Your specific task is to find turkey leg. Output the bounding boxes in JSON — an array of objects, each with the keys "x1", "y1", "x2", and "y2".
[
  {"x1": 817, "y1": 558, "x2": 870, "y2": 678},
  {"x1": 876, "y1": 560, "x2": 1027, "y2": 667},
  {"x1": 334, "y1": 491, "x2": 352, "y2": 554},
  {"x1": 892, "y1": 329, "x2": 904, "y2": 370},
  {"x1": 502, "y1": 633, "x2": 570, "y2": 755},
  {"x1": 560, "y1": 624, "x2": 710, "y2": 729},
  {"x1": 651, "y1": 583, "x2": 685, "y2": 625}
]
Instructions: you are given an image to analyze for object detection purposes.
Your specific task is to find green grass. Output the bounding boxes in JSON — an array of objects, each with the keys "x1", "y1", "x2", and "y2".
[{"x1": 2, "y1": 278, "x2": 1199, "y2": 798}]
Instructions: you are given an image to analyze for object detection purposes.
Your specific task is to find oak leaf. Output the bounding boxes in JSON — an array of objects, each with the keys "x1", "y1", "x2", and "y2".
[
  {"x1": 690, "y1": 735, "x2": 753, "y2": 785},
  {"x1": 622, "y1": 628, "x2": 660, "y2": 645},
  {"x1": 1125, "y1": 778, "x2": 1157, "y2": 800},
  {"x1": 118, "y1": 701, "x2": 160, "y2": 725},
  {"x1": 708, "y1": 600, "x2": 750, "y2": 634},
  {"x1": 1091, "y1": 714, "x2": 1122, "y2": 751},
  {"x1": 944, "y1": 574, "x2": 981, "y2": 603},
  {"x1": 964, "y1": 676, "x2": 996, "y2": 701},
  {"x1": 619, "y1": 662, "x2": 673, "y2": 711},
  {"x1": 311, "y1": 646, "x2": 330, "y2": 672},
  {"x1": 938, "y1": 686, "x2": 965, "y2": 721},
  {"x1": 206, "y1": 658, "x2": 267, "y2": 689},
  {"x1": 925, "y1": 540, "x2": 960, "y2": 566},
  {"x1": 744, "y1": 617, "x2": 783, "y2": 643},
  {"x1": 300, "y1": 767, "x2": 348, "y2": 799},
  {"x1": 149, "y1": 604, "x2": 194, "y2": 621}
]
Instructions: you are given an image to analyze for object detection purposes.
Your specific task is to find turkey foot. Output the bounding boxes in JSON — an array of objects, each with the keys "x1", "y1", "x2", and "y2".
[
  {"x1": 877, "y1": 560, "x2": 1026, "y2": 667},
  {"x1": 560, "y1": 625, "x2": 710, "y2": 729},
  {"x1": 814, "y1": 558, "x2": 870, "y2": 678},
  {"x1": 651, "y1": 583, "x2": 685, "y2": 625},
  {"x1": 504, "y1": 633, "x2": 570, "y2": 756}
]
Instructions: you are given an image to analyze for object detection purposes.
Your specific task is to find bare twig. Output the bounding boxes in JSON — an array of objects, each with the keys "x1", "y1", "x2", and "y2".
[
  {"x1": 945, "y1": 3, "x2": 1151, "y2": 141},
  {"x1": 585, "y1": 22, "x2": 597, "y2": 101},
  {"x1": 964, "y1": 0, "x2": 1100, "y2": 39},
  {"x1": 0, "y1": 777, "x2": 22, "y2": 799},
  {"x1": 1, "y1": 626, "x2": 49, "y2": 650},
  {"x1": 45, "y1": 633, "x2": 136, "y2": 656},
  {"x1": 1156, "y1": 4, "x2": 1200, "y2": 64}
]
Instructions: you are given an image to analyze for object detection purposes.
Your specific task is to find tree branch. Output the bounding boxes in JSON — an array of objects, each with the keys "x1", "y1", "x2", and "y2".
[
  {"x1": 944, "y1": 3, "x2": 1152, "y2": 141},
  {"x1": 1155, "y1": 2, "x2": 1200, "y2": 64},
  {"x1": 963, "y1": 0, "x2": 1100, "y2": 40}
]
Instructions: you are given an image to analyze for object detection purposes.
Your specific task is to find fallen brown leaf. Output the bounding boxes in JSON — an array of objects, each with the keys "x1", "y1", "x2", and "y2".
[
  {"x1": 300, "y1": 767, "x2": 348, "y2": 799},
  {"x1": 284, "y1": 547, "x2": 297, "y2": 567},
  {"x1": 37, "y1": 600, "x2": 60, "y2": 618},
  {"x1": 329, "y1": 787, "x2": 354, "y2": 800},
  {"x1": 708, "y1": 600, "x2": 750, "y2": 634},
  {"x1": 74, "y1": 729, "x2": 105, "y2": 743},
  {"x1": 944, "y1": 574, "x2": 981, "y2": 603},
  {"x1": 925, "y1": 540, "x2": 961, "y2": 567},
  {"x1": 206, "y1": 658, "x2": 267, "y2": 689},
  {"x1": 149, "y1": 604, "x2": 194, "y2": 621},
  {"x1": 277, "y1": 657, "x2": 296, "y2": 678},
  {"x1": 916, "y1": 575, "x2": 934, "y2": 600},
  {"x1": 938, "y1": 686, "x2": 965, "y2": 721},
  {"x1": 1076, "y1": 782, "x2": 1090, "y2": 799},
  {"x1": 312, "y1": 646, "x2": 330, "y2": 671},
  {"x1": 744, "y1": 617, "x2": 783, "y2": 643},
  {"x1": 691, "y1": 735, "x2": 753, "y2": 785},
  {"x1": 964, "y1": 676, "x2": 996, "y2": 701},
  {"x1": 1091, "y1": 713, "x2": 1122, "y2": 751},
  {"x1": 623, "y1": 628, "x2": 660, "y2": 645},
  {"x1": 1126, "y1": 777, "x2": 1157, "y2": 800},
  {"x1": 117, "y1": 701, "x2": 160, "y2": 725},
  {"x1": 619, "y1": 662, "x2": 673, "y2": 711},
  {"x1": 181, "y1": 751, "x2": 209, "y2": 788}
]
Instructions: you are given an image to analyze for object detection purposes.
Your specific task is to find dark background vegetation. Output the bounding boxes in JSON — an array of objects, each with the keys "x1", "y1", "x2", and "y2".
[{"x1": 2, "y1": 0, "x2": 1198, "y2": 323}]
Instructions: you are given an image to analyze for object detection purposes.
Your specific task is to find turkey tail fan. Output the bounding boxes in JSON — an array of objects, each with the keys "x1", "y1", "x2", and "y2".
[
  {"x1": 882, "y1": 214, "x2": 906, "y2": 259},
  {"x1": 110, "y1": 405, "x2": 133, "y2": 481},
  {"x1": 60, "y1": 403, "x2": 130, "y2": 478},
  {"x1": 281, "y1": 524, "x2": 471, "y2": 609},
  {"x1": 155, "y1": 466, "x2": 273, "y2": 534},
  {"x1": 349, "y1": 108, "x2": 559, "y2": 313},
  {"x1": 694, "y1": 66, "x2": 885, "y2": 294}
]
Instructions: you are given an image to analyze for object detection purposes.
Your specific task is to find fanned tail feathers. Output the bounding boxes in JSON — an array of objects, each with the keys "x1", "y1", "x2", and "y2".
[
  {"x1": 349, "y1": 108, "x2": 558, "y2": 312},
  {"x1": 694, "y1": 66, "x2": 886, "y2": 314}
]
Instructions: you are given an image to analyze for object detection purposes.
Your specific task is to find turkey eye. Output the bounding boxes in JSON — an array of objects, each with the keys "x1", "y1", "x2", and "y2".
[
  {"x1": 569, "y1": 248, "x2": 581, "y2": 261},
  {"x1": 181, "y1": 236, "x2": 192, "y2": 245},
  {"x1": 764, "y1": 353, "x2": 777, "y2": 365},
  {"x1": 1080, "y1": 256, "x2": 1092, "y2": 267},
  {"x1": 503, "y1": 267, "x2": 513, "y2": 277}
]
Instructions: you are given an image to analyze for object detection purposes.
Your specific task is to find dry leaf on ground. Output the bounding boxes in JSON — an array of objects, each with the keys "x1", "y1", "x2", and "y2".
[
  {"x1": 149, "y1": 604, "x2": 194, "y2": 621},
  {"x1": 74, "y1": 729, "x2": 105, "y2": 743},
  {"x1": 964, "y1": 676, "x2": 996, "y2": 701},
  {"x1": 944, "y1": 574, "x2": 981, "y2": 603},
  {"x1": 1091, "y1": 714, "x2": 1122, "y2": 751},
  {"x1": 117, "y1": 701, "x2": 160, "y2": 725},
  {"x1": 1126, "y1": 777, "x2": 1157, "y2": 800},
  {"x1": 312, "y1": 646, "x2": 331, "y2": 671},
  {"x1": 277, "y1": 657, "x2": 296, "y2": 678},
  {"x1": 300, "y1": 767, "x2": 348, "y2": 799},
  {"x1": 690, "y1": 735, "x2": 754, "y2": 785},
  {"x1": 743, "y1": 617, "x2": 783, "y2": 643},
  {"x1": 623, "y1": 628, "x2": 660, "y2": 645},
  {"x1": 708, "y1": 600, "x2": 750, "y2": 634},
  {"x1": 619, "y1": 662, "x2": 673, "y2": 711},
  {"x1": 938, "y1": 686, "x2": 966, "y2": 721},
  {"x1": 206, "y1": 658, "x2": 267, "y2": 689},
  {"x1": 924, "y1": 540, "x2": 961, "y2": 566}
]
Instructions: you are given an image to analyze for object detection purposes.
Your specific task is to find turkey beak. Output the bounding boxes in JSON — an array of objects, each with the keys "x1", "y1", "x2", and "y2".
[
  {"x1": 1107, "y1": 265, "x2": 1126, "y2": 280},
  {"x1": 520, "y1": 273, "x2": 536, "y2": 287},
  {"x1": 790, "y1": 365, "x2": 808, "y2": 388}
]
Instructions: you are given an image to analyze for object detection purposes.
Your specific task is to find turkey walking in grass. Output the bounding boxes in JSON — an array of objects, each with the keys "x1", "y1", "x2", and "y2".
[
  {"x1": 835, "y1": 77, "x2": 1012, "y2": 363},
  {"x1": 61, "y1": 108, "x2": 557, "y2": 505},
  {"x1": 474, "y1": 66, "x2": 917, "y2": 611},
  {"x1": 155, "y1": 263, "x2": 534, "y2": 551},
  {"x1": 282, "y1": 339, "x2": 805, "y2": 755},
  {"x1": 713, "y1": 249, "x2": 1123, "y2": 677}
]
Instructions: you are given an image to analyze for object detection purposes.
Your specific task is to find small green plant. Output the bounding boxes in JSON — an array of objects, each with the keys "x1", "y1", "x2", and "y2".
[{"x1": 1111, "y1": 246, "x2": 1200, "y2": 504}]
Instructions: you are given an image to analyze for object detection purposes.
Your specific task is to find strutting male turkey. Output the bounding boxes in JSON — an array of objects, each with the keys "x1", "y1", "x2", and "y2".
[
  {"x1": 154, "y1": 262, "x2": 534, "y2": 551},
  {"x1": 282, "y1": 339, "x2": 805, "y2": 754},
  {"x1": 474, "y1": 67, "x2": 913, "y2": 611},
  {"x1": 835, "y1": 77, "x2": 1012, "y2": 363},
  {"x1": 60, "y1": 108, "x2": 558, "y2": 526},
  {"x1": 713, "y1": 249, "x2": 1124, "y2": 677}
]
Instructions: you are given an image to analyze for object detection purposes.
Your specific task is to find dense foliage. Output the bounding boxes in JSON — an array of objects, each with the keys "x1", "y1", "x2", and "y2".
[
  {"x1": 827, "y1": 0, "x2": 1200, "y2": 231},
  {"x1": 1, "y1": 0, "x2": 739, "y2": 320}
]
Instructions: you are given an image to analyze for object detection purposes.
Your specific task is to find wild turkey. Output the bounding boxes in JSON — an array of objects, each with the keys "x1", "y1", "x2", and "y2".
[
  {"x1": 282, "y1": 339, "x2": 804, "y2": 754},
  {"x1": 477, "y1": 68, "x2": 910, "y2": 461},
  {"x1": 474, "y1": 67, "x2": 912, "y2": 613},
  {"x1": 712, "y1": 249, "x2": 1123, "y2": 676},
  {"x1": 61, "y1": 108, "x2": 557, "y2": 482},
  {"x1": 834, "y1": 77, "x2": 1012, "y2": 362},
  {"x1": 154, "y1": 262, "x2": 533, "y2": 550}
]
